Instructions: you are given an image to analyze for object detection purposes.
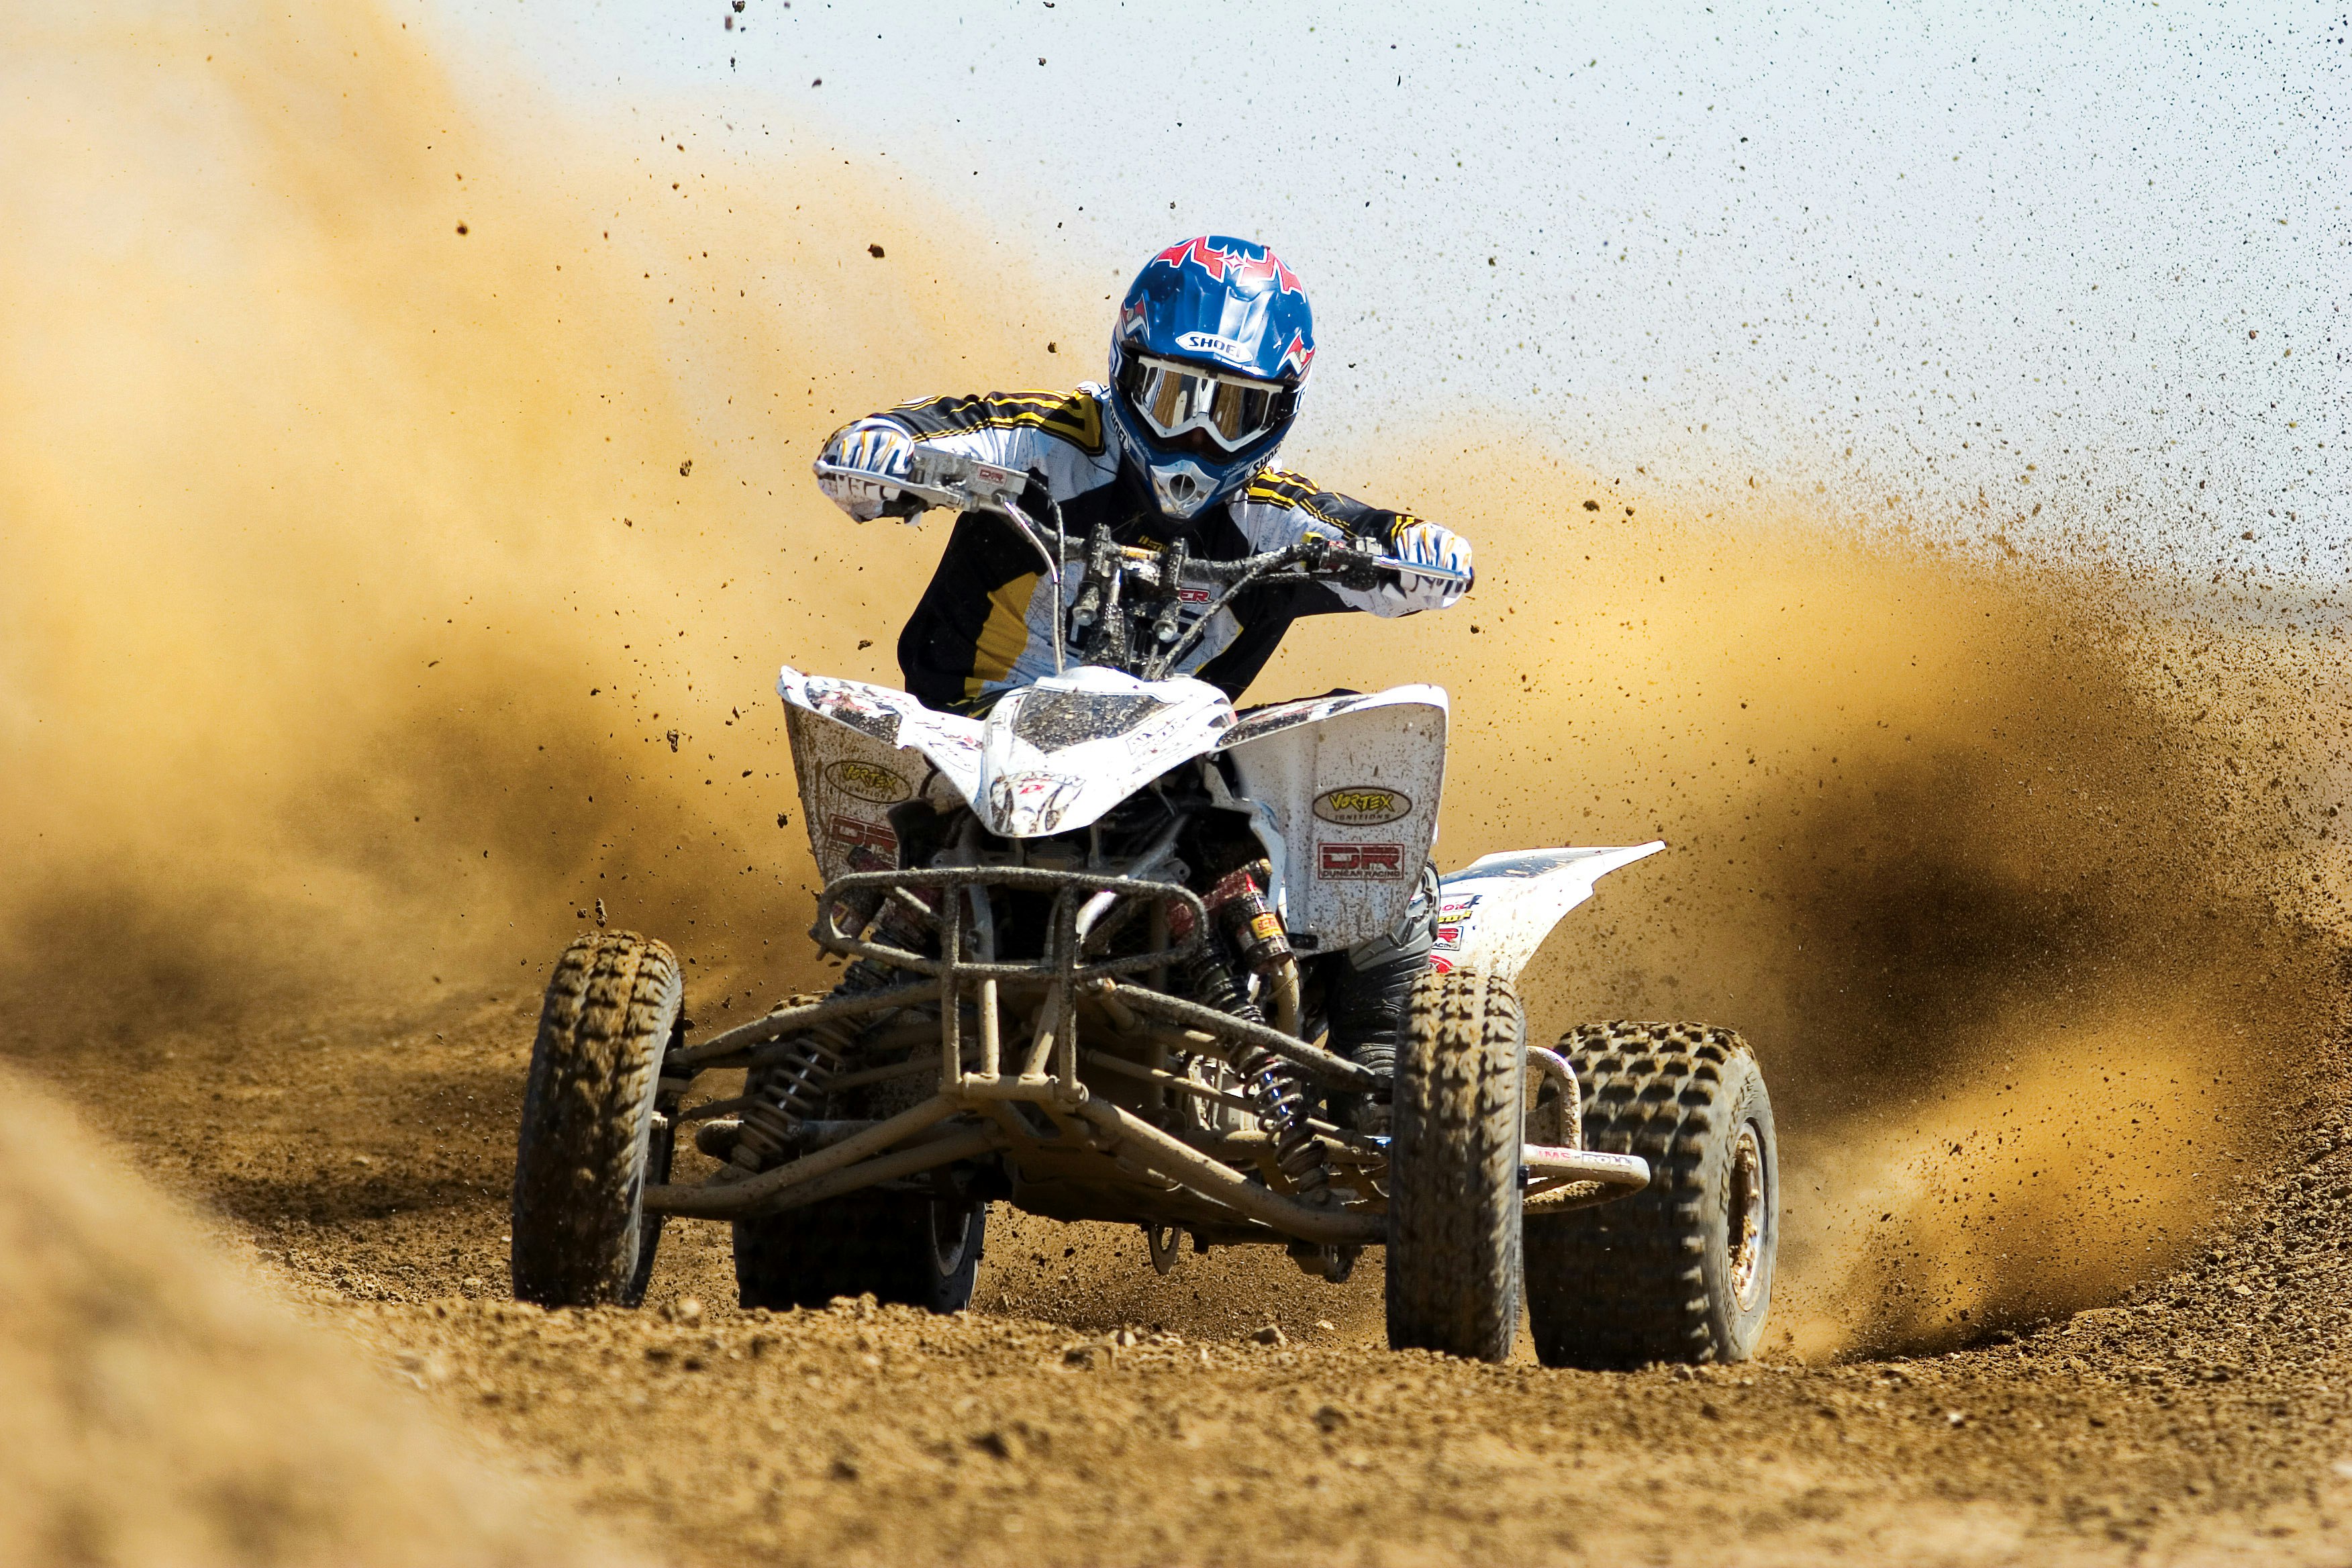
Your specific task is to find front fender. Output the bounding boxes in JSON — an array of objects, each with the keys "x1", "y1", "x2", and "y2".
[{"x1": 1431, "y1": 843, "x2": 1665, "y2": 983}]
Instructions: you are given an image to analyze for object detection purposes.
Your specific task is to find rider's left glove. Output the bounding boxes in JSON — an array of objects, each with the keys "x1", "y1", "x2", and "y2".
[
  {"x1": 1379, "y1": 520, "x2": 1473, "y2": 613},
  {"x1": 816, "y1": 423, "x2": 925, "y2": 522}
]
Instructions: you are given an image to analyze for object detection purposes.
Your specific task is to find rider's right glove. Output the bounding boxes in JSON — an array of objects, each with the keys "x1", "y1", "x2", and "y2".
[
  {"x1": 1377, "y1": 519, "x2": 1474, "y2": 614},
  {"x1": 815, "y1": 422, "x2": 925, "y2": 522}
]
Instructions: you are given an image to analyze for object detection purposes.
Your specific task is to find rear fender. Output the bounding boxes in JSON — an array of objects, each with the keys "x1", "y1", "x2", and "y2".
[
  {"x1": 1219, "y1": 685, "x2": 1448, "y2": 948},
  {"x1": 1432, "y1": 843, "x2": 1665, "y2": 983}
]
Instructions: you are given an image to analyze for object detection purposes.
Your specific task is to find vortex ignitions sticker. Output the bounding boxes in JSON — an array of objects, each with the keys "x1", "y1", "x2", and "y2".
[
  {"x1": 1312, "y1": 786, "x2": 1413, "y2": 826},
  {"x1": 824, "y1": 758, "x2": 912, "y2": 803}
]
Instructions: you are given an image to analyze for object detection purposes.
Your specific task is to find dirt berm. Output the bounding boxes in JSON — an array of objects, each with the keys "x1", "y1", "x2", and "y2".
[{"x1": 0, "y1": 1067, "x2": 637, "y2": 1567}]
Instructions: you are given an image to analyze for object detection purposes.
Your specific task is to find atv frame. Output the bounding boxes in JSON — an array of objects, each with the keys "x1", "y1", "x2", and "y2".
[{"x1": 641, "y1": 863, "x2": 1649, "y2": 1248}]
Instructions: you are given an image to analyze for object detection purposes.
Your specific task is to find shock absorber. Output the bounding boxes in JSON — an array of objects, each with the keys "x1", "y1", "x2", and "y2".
[
  {"x1": 1238, "y1": 1040, "x2": 1330, "y2": 1204},
  {"x1": 730, "y1": 878, "x2": 935, "y2": 1173},
  {"x1": 1183, "y1": 877, "x2": 1332, "y2": 1205}
]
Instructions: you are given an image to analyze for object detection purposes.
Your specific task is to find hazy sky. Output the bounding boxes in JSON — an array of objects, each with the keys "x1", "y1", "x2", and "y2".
[{"x1": 431, "y1": 0, "x2": 2346, "y2": 585}]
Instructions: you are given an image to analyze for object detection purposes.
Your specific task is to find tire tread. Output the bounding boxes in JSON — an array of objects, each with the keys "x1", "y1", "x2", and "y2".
[
  {"x1": 1524, "y1": 1021, "x2": 1774, "y2": 1369},
  {"x1": 1385, "y1": 969, "x2": 1524, "y2": 1362},
  {"x1": 510, "y1": 932, "x2": 680, "y2": 1308}
]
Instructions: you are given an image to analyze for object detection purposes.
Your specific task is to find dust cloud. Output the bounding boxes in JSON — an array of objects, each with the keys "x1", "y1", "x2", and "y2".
[
  {"x1": 0, "y1": 2, "x2": 1069, "y2": 1028},
  {"x1": 3, "y1": 2, "x2": 2345, "y2": 1367},
  {"x1": 1261, "y1": 457, "x2": 2349, "y2": 1356}
]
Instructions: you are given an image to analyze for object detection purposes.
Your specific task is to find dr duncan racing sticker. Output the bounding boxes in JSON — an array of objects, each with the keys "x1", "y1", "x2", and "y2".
[
  {"x1": 824, "y1": 813, "x2": 898, "y2": 853},
  {"x1": 1316, "y1": 842, "x2": 1409, "y2": 881}
]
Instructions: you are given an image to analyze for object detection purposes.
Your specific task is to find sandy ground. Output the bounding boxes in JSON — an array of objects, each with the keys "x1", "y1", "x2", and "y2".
[
  {"x1": 0, "y1": 1057, "x2": 640, "y2": 1567},
  {"x1": 9, "y1": 973, "x2": 2347, "y2": 1567}
]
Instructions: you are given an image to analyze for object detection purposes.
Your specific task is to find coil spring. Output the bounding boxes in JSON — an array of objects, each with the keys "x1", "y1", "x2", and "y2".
[
  {"x1": 1187, "y1": 951, "x2": 1331, "y2": 1203},
  {"x1": 728, "y1": 1022, "x2": 853, "y2": 1171},
  {"x1": 731, "y1": 887, "x2": 934, "y2": 1173},
  {"x1": 1238, "y1": 1044, "x2": 1330, "y2": 1202}
]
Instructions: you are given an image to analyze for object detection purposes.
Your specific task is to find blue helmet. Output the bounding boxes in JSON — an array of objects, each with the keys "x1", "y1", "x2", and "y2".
[{"x1": 1106, "y1": 236, "x2": 1316, "y2": 520}]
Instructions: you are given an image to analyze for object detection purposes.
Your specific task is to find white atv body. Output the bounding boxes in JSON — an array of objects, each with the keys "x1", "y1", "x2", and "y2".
[{"x1": 779, "y1": 663, "x2": 1658, "y2": 983}]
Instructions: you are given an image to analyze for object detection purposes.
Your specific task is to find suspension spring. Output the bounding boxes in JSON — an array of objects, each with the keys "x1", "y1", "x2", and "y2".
[
  {"x1": 728, "y1": 1022, "x2": 854, "y2": 1171},
  {"x1": 732, "y1": 885, "x2": 936, "y2": 1172},
  {"x1": 1186, "y1": 950, "x2": 1332, "y2": 1203},
  {"x1": 1237, "y1": 1043, "x2": 1330, "y2": 1202}
]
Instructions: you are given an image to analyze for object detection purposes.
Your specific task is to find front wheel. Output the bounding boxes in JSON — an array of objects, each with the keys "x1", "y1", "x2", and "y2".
[
  {"x1": 510, "y1": 932, "x2": 681, "y2": 1308},
  {"x1": 1524, "y1": 1022, "x2": 1777, "y2": 1368},
  {"x1": 734, "y1": 1192, "x2": 985, "y2": 1313},
  {"x1": 1383, "y1": 969, "x2": 1525, "y2": 1362}
]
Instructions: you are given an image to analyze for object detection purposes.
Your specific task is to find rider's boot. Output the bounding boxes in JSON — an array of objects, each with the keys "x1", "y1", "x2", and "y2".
[{"x1": 1324, "y1": 866, "x2": 1438, "y2": 1136}]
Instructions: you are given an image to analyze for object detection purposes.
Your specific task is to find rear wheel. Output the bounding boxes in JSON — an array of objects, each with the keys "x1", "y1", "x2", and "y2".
[
  {"x1": 734, "y1": 1193, "x2": 985, "y2": 1313},
  {"x1": 1524, "y1": 1022, "x2": 1777, "y2": 1368},
  {"x1": 511, "y1": 932, "x2": 681, "y2": 1308},
  {"x1": 1383, "y1": 969, "x2": 1524, "y2": 1362}
]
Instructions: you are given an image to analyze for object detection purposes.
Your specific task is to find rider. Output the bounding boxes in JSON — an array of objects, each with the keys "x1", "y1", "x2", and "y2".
[{"x1": 812, "y1": 234, "x2": 1473, "y2": 1117}]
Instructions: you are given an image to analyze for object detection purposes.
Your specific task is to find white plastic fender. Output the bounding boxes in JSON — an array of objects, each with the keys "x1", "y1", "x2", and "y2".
[
  {"x1": 1218, "y1": 685, "x2": 1448, "y2": 949},
  {"x1": 777, "y1": 668, "x2": 989, "y2": 881},
  {"x1": 1431, "y1": 843, "x2": 1666, "y2": 983}
]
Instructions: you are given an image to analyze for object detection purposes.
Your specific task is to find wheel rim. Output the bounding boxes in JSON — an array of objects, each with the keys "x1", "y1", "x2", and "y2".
[
  {"x1": 1728, "y1": 1121, "x2": 1767, "y2": 1312},
  {"x1": 928, "y1": 1202, "x2": 975, "y2": 1276}
]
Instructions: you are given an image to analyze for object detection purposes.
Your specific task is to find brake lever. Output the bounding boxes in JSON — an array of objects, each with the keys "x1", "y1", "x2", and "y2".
[
  {"x1": 1298, "y1": 536, "x2": 1473, "y2": 593},
  {"x1": 811, "y1": 460, "x2": 961, "y2": 515}
]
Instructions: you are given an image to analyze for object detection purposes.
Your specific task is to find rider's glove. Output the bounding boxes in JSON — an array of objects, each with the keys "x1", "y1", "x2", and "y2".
[
  {"x1": 1379, "y1": 520, "x2": 1473, "y2": 613},
  {"x1": 815, "y1": 422, "x2": 924, "y2": 522}
]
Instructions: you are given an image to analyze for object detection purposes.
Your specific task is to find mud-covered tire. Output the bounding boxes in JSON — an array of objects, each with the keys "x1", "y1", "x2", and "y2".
[
  {"x1": 510, "y1": 932, "x2": 681, "y2": 1308},
  {"x1": 734, "y1": 1193, "x2": 984, "y2": 1314},
  {"x1": 1524, "y1": 1022, "x2": 1777, "y2": 1368},
  {"x1": 1384, "y1": 969, "x2": 1525, "y2": 1362}
]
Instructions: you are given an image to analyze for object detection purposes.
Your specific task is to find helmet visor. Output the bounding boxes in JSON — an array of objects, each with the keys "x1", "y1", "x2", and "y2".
[{"x1": 1115, "y1": 354, "x2": 1297, "y2": 456}]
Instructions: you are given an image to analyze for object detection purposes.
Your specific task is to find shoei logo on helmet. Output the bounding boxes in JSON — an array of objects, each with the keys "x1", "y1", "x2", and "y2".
[
  {"x1": 1176, "y1": 330, "x2": 1251, "y2": 362},
  {"x1": 1149, "y1": 236, "x2": 1305, "y2": 297}
]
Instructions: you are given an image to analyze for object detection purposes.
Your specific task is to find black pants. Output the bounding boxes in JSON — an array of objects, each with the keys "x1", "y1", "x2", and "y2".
[{"x1": 1320, "y1": 863, "x2": 1438, "y2": 1079}]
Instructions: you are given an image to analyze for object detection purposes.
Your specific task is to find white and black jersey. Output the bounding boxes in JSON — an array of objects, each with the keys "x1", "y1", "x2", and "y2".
[{"x1": 825, "y1": 383, "x2": 1447, "y2": 714}]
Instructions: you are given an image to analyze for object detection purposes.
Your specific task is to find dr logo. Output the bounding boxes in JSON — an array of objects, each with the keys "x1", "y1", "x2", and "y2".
[
  {"x1": 1318, "y1": 842, "x2": 1406, "y2": 880},
  {"x1": 826, "y1": 814, "x2": 897, "y2": 853}
]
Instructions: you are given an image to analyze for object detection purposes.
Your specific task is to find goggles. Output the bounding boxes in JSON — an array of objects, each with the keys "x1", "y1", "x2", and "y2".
[{"x1": 1114, "y1": 354, "x2": 1298, "y2": 456}]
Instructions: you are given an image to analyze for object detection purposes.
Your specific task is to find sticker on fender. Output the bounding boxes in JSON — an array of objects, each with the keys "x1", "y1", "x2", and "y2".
[
  {"x1": 1318, "y1": 842, "x2": 1407, "y2": 880},
  {"x1": 826, "y1": 814, "x2": 897, "y2": 852},
  {"x1": 1433, "y1": 895, "x2": 1479, "y2": 950}
]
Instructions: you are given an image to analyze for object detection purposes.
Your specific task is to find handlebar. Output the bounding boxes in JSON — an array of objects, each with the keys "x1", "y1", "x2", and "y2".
[{"x1": 813, "y1": 445, "x2": 1472, "y2": 593}]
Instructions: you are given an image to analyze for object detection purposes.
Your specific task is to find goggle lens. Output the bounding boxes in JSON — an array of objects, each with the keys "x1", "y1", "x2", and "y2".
[{"x1": 1118, "y1": 356, "x2": 1293, "y2": 454}]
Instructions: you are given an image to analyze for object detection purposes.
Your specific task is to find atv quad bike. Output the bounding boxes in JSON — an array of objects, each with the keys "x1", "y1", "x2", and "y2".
[{"x1": 511, "y1": 446, "x2": 1777, "y2": 1366}]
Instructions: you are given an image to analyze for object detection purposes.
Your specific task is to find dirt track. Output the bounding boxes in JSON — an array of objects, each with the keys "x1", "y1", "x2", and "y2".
[{"x1": 9, "y1": 967, "x2": 2348, "y2": 1567}]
